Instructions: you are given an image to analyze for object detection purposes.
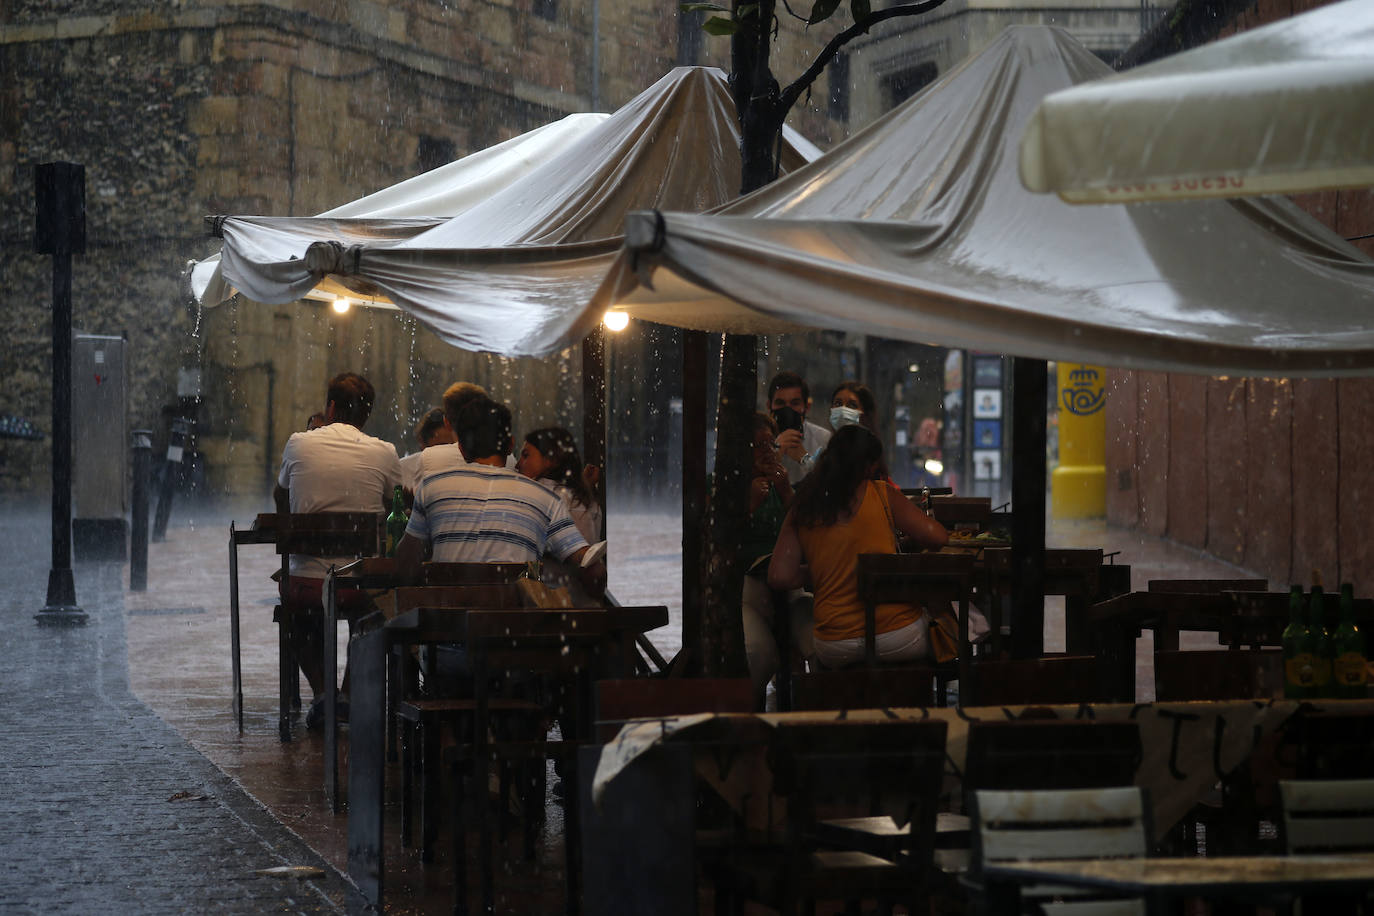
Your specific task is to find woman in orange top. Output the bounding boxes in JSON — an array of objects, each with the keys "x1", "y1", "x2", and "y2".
[{"x1": 768, "y1": 425, "x2": 948, "y2": 668}]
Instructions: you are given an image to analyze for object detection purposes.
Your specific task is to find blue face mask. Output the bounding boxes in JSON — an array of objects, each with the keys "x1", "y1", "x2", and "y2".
[{"x1": 830, "y1": 406, "x2": 862, "y2": 429}]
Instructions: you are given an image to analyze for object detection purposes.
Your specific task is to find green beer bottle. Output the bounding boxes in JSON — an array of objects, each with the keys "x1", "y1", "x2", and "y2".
[
  {"x1": 1332, "y1": 583, "x2": 1368, "y2": 699},
  {"x1": 1306, "y1": 584, "x2": 1333, "y2": 697},
  {"x1": 1282, "y1": 585, "x2": 1311, "y2": 699},
  {"x1": 385, "y1": 485, "x2": 407, "y2": 557}
]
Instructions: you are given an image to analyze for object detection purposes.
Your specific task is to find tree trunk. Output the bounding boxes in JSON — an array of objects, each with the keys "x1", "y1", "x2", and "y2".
[
  {"x1": 696, "y1": 0, "x2": 786, "y2": 678},
  {"x1": 701, "y1": 333, "x2": 756, "y2": 677}
]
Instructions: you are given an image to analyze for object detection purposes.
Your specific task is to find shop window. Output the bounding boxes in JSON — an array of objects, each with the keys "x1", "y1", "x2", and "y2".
[
  {"x1": 416, "y1": 135, "x2": 456, "y2": 174},
  {"x1": 828, "y1": 52, "x2": 850, "y2": 122},
  {"x1": 883, "y1": 61, "x2": 938, "y2": 109}
]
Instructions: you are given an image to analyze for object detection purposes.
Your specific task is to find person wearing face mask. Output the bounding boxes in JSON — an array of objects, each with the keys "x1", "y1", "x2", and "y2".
[
  {"x1": 824, "y1": 380, "x2": 895, "y2": 483},
  {"x1": 767, "y1": 370, "x2": 832, "y2": 484},
  {"x1": 829, "y1": 380, "x2": 879, "y2": 436}
]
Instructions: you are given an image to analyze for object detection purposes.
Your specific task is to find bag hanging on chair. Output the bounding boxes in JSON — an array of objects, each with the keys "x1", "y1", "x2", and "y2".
[{"x1": 875, "y1": 483, "x2": 968, "y2": 664}]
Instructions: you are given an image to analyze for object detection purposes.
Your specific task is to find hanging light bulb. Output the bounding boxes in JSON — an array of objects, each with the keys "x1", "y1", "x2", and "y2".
[
  {"x1": 602, "y1": 310, "x2": 629, "y2": 332},
  {"x1": 332, "y1": 298, "x2": 351, "y2": 315}
]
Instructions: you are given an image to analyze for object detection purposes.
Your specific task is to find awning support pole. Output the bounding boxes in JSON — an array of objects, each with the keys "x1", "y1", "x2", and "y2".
[
  {"x1": 1010, "y1": 357, "x2": 1047, "y2": 658},
  {"x1": 681, "y1": 330, "x2": 708, "y2": 673}
]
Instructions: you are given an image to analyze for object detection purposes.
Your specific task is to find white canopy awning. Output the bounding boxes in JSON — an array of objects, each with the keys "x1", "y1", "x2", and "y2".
[
  {"x1": 593, "y1": 27, "x2": 1374, "y2": 377},
  {"x1": 1019, "y1": 0, "x2": 1374, "y2": 203},
  {"x1": 190, "y1": 112, "x2": 609, "y2": 307},
  {"x1": 203, "y1": 67, "x2": 819, "y2": 355}
]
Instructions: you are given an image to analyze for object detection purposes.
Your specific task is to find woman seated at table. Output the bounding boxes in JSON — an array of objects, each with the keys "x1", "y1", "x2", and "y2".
[
  {"x1": 516, "y1": 426, "x2": 603, "y2": 543},
  {"x1": 516, "y1": 426, "x2": 605, "y2": 608},
  {"x1": 767, "y1": 425, "x2": 948, "y2": 668}
]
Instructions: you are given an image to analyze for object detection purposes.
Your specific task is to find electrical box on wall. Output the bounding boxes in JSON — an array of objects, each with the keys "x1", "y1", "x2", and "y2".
[{"x1": 73, "y1": 332, "x2": 128, "y2": 562}]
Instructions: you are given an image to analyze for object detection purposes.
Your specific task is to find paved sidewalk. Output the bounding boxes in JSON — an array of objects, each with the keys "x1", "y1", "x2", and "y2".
[{"x1": 0, "y1": 509, "x2": 356, "y2": 915}]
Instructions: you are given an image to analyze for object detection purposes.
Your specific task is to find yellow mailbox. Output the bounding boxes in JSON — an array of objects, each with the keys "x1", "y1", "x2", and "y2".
[{"x1": 1053, "y1": 363, "x2": 1106, "y2": 519}]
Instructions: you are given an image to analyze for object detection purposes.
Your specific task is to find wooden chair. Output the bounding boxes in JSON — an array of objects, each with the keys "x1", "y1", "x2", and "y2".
[
  {"x1": 965, "y1": 654, "x2": 1110, "y2": 707},
  {"x1": 969, "y1": 786, "x2": 1152, "y2": 916},
  {"x1": 963, "y1": 719, "x2": 1142, "y2": 793},
  {"x1": 1146, "y1": 578, "x2": 1268, "y2": 594},
  {"x1": 1153, "y1": 648, "x2": 1283, "y2": 701},
  {"x1": 272, "y1": 511, "x2": 381, "y2": 742},
  {"x1": 450, "y1": 607, "x2": 637, "y2": 915},
  {"x1": 593, "y1": 677, "x2": 753, "y2": 744},
  {"x1": 421, "y1": 560, "x2": 527, "y2": 586},
  {"x1": 1153, "y1": 648, "x2": 1282, "y2": 856},
  {"x1": 791, "y1": 666, "x2": 937, "y2": 711},
  {"x1": 1280, "y1": 778, "x2": 1374, "y2": 914},
  {"x1": 1144, "y1": 579, "x2": 1270, "y2": 651},
  {"x1": 1288, "y1": 710, "x2": 1374, "y2": 779},
  {"x1": 857, "y1": 552, "x2": 976, "y2": 705},
  {"x1": 715, "y1": 719, "x2": 948, "y2": 916},
  {"x1": 980, "y1": 548, "x2": 1109, "y2": 656},
  {"x1": 928, "y1": 495, "x2": 992, "y2": 532},
  {"x1": 388, "y1": 584, "x2": 525, "y2": 861},
  {"x1": 1280, "y1": 778, "x2": 1374, "y2": 854}
]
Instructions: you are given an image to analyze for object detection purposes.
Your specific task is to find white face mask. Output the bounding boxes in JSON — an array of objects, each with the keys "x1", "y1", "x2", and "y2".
[{"x1": 830, "y1": 406, "x2": 862, "y2": 429}]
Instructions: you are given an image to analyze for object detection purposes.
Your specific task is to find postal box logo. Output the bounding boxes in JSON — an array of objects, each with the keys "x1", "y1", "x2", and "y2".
[{"x1": 1062, "y1": 366, "x2": 1104, "y2": 416}]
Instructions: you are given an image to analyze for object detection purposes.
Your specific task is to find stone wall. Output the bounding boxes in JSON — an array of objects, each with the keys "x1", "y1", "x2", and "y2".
[
  {"x1": 2, "y1": 0, "x2": 1142, "y2": 504},
  {"x1": 1103, "y1": 0, "x2": 1374, "y2": 592}
]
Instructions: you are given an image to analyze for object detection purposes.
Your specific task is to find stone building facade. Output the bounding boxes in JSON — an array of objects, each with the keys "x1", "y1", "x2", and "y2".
[
  {"x1": 2, "y1": 0, "x2": 1149, "y2": 507},
  {"x1": 0, "y1": 0, "x2": 844, "y2": 502},
  {"x1": 1102, "y1": 0, "x2": 1374, "y2": 595}
]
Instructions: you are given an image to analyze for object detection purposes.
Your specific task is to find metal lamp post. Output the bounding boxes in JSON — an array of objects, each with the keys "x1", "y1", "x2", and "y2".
[{"x1": 35, "y1": 162, "x2": 88, "y2": 626}]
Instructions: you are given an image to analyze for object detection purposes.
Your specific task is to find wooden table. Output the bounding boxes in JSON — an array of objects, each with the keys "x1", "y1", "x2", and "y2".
[
  {"x1": 583, "y1": 700, "x2": 1374, "y2": 916},
  {"x1": 984, "y1": 854, "x2": 1374, "y2": 910},
  {"x1": 229, "y1": 512, "x2": 380, "y2": 742},
  {"x1": 228, "y1": 514, "x2": 278, "y2": 732},
  {"x1": 1089, "y1": 590, "x2": 1374, "y2": 700},
  {"x1": 347, "y1": 603, "x2": 668, "y2": 912},
  {"x1": 321, "y1": 558, "x2": 404, "y2": 810}
]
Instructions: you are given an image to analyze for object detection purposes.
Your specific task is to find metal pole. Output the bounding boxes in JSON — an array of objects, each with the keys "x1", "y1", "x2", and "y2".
[
  {"x1": 681, "y1": 330, "x2": 708, "y2": 673},
  {"x1": 35, "y1": 162, "x2": 86, "y2": 626},
  {"x1": 153, "y1": 416, "x2": 190, "y2": 541},
  {"x1": 581, "y1": 326, "x2": 607, "y2": 503},
  {"x1": 129, "y1": 429, "x2": 152, "y2": 591},
  {"x1": 1009, "y1": 357, "x2": 1047, "y2": 658}
]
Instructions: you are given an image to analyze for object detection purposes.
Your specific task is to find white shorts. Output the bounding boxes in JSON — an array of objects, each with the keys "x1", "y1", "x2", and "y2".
[{"x1": 813, "y1": 615, "x2": 929, "y2": 669}]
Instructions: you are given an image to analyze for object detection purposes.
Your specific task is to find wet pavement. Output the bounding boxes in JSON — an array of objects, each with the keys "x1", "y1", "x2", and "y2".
[
  {"x1": 0, "y1": 504, "x2": 351, "y2": 915},
  {"x1": 3, "y1": 499, "x2": 1261, "y2": 914}
]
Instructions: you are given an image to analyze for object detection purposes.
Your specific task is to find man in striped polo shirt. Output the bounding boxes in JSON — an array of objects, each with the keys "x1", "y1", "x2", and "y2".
[{"x1": 395, "y1": 394, "x2": 606, "y2": 596}]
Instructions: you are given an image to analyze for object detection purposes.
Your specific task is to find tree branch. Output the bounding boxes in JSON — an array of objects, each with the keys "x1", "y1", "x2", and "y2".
[
  {"x1": 1114, "y1": 0, "x2": 1255, "y2": 70},
  {"x1": 779, "y1": 0, "x2": 949, "y2": 112}
]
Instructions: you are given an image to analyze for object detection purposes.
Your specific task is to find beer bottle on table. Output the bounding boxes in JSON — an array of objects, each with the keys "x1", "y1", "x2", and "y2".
[
  {"x1": 1283, "y1": 585, "x2": 1312, "y2": 699},
  {"x1": 385, "y1": 485, "x2": 407, "y2": 557},
  {"x1": 1332, "y1": 583, "x2": 1368, "y2": 699},
  {"x1": 1306, "y1": 583, "x2": 1334, "y2": 697}
]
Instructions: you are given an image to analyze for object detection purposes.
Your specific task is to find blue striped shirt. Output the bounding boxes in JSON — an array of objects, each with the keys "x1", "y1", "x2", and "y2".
[{"x1": 407, "y1": 463, "x2": 587, "y2": 564}]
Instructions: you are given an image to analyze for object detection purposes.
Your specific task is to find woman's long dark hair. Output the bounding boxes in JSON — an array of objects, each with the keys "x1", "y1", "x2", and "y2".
[
  {"x1": 524, "y1": 427, "x2": 594, "y2": 509},
  {"x1": 792, "y1": 425, "x2": 884, "y2": 528}
]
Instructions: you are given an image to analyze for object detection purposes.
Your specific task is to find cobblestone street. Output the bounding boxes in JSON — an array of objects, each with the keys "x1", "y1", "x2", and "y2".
[{"x1": 0, "y1": 507, "x2": 349, "y2": 915}]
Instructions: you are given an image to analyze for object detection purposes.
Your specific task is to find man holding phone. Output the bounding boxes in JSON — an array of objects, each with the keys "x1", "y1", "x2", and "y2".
[{"x1": 767, "y1": 370, "x2": 832, "y2": 484}]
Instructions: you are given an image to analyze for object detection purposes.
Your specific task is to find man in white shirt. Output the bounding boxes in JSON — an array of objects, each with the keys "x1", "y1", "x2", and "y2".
[
  {"x1": 398, "y1": 407, "x2": 458, "y2": 491},
  {"x1": 768, "y1": 370, "x2": 832, "y2": 484},
  {"x1": 274, "y1": 372, "x2": 403, "y2": 726}
]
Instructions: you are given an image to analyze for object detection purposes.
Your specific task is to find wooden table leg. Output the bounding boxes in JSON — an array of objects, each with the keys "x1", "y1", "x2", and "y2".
[
  {"x1": 323, "y1": 568, "x2": 339, "y2": 811},
  {"x1": 229, "y1": 524, "x2": 243, "y2": 733}
]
